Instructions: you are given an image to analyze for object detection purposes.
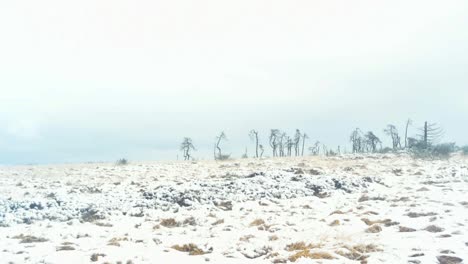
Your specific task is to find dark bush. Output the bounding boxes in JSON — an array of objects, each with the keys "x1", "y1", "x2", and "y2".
[
  {"x1": 116, "y1": 158, "x2": 129, "y2": 165},
  {"x1": 411, "y1": 143, "x2": 455, "y2": 160},
  {"x1": 461, "y1": 145, "x2": 468, "y2": 155}
]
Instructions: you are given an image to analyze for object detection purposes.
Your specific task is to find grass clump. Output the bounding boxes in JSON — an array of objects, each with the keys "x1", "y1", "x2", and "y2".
[
  {"x1": 160, "y1": 218, "x2": 180, "y2": 228},
  {"x1": 286, "y1": 241, "x2": 321, "y2": 251},
  {"x1": 288, "y1": 249, "x2": 335, "y2": 262},
  {"x1": 90, "y1": 253, "x2": 106, "y2": 262},
  {"x1": 249, "y1": 219, "x2": 265, "y2": 227},
  {"x1": 172, "y1": 243, "x2": 208, "y2": 255}
]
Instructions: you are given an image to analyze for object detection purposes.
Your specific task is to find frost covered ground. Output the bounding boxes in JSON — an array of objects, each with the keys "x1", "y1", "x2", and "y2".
[{"x1": 0, "y1": 154, "x2": 467, "y2": 264}]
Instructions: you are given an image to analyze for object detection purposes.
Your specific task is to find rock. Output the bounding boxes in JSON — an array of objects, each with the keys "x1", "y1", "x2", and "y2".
[
  {"x1": 214, "y1": 201, "x2": 233, "y2": 211},
  {"x1": 365, "y1": 225, "x2": 382, "y2": 233},
  {"x1": 399, "y1": 226, "x2": 416, "y2": 232},
  {"x1": 308, "y1": 169, "x2": 322, "y2": 175},
  {"x1": 440, "y1": 250, "x2": 455, "y2": 254},
  {"x1": 436, "y1": 255, "x2": 463, "y2": 264},
  {"x1": 424, "y1": 225, "x2": 444, "y2": 233}
]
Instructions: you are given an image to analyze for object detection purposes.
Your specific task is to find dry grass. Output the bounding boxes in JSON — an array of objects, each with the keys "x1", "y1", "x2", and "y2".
[
  {"x1": 211, "y1": 219, "x2": 224, "y2": 225},
  {"x1": 365, "y1": 225, "x2": 382, "y2": 233},
  {"x1": 337, "y1": 243, "x2": 381, "y2": 261},
  {"x1": 288, "y1": 249, "x2": 335, "y2": 262},
  {"x1": 249, "y1": 219, "x2": 265, "y2": 227},
  {"x1": 160, "y1": 218, "x2": 180, "y2": 228},
  {"x1": 286, "y1": 241, "x2": 321, "y2": 251},
  {"x1": 107, "y1": 237, "x2": 128, "y2": 247},
  {"x1": 90, "y1": 253, "x2": 106, "y2": 262},
  {"x1": 329, "y1": 210, "x2": 345, "y2": 215},
  {"x1": 269, "y1": 235, "x2": 279, "y2": 241},
  {"x1": 171, "y1": 243, "x2": 208, "y2": 255},
  {"x1": 239, "y1": 235, "x2": 255, "y2": 242},
  {"x1": 329, "y1": 220, "x2": 340, "y2": 226}
]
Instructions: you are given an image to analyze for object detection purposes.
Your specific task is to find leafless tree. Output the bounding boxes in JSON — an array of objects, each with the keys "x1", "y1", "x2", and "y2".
[
  {"x1": 269, "y1": 129, "x2": 281, "y2": 157},
  {"x1": 259, "y1": 144, "x2": 264, "y2": 158},
  {"x1": 309, "y1": 141, "x2": 321, "y2": 155},
  {"x1": 418, "y1": 121, "x2": 444, "y2": 148},
  {"x1": 384, "y1": 124, "x2": 401, "y2": 150},
  {"x1": 214, "y1": 131, "x2": 229, "y2": 160},
  {"x1": 241, "y1": 148, "x2": 248, "y2": 159},
  {"x1": 404, "y1": 118, "x2": 412, "y2": 149},
  {"x1": 365, "y1": 131, "x2": 381, "y2": 153},
  {"x1": 350, "y1": 128, "x2": 363, "y2": 153},
  {"x1": 294, "y1": 129, "x2": 301, "y2": 156},
  {"x1": 249, "y1": 130, "x2": 259, "y2": 158},
  {"x1": 301, "y1": 133, "x2": 308, "y2": 156},
  {"x1": 180, "y1": 137, "x2": 196, "y2": 161},
  {"x1": 286, "y1": 137, "x2": 294, "y2": 156}
]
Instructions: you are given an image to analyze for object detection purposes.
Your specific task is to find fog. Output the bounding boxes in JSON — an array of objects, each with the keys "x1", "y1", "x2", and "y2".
[{"x1": 1, "y1": 0, "x2": 467, "y2": 164}]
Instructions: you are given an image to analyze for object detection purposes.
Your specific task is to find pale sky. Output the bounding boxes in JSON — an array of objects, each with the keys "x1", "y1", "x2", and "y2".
[{"x1": 0, "y1": 0, "x2": 467, "y2": 164}]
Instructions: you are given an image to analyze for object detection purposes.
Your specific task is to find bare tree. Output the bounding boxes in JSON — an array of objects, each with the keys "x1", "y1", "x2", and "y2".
[
  {"x1": 249, "y1": 130, "x2": 259, "y2": 158},
  {"x1": 384, "y1": 124, "x2": 401, "y2": 150},
  {"x1": 350, "y1": 128, "x2": 363, "y2": 153},
  {"x1": 214, "y1": 131, "x2": 229, "y2": 160},
  {"x1": 259, "y1": 144, "x2": 264, "y2": 158},
  {"x1": 269, "y1": 129, "x2": 280, "y2": 157},
  {"x1": 279, "y1": 132, "x2": 287, "y2": 157},
  {"x1": 365, "y1": 131, "x2": 381, "y2": 153},
  {"x1": 241, "y1": 148, "x2": 248, "y2": 159},
  {"x1": 301, "y1": 133, "x2": 308, "y2": 156},
  {"x1": 309, "y1": 141, "x2": 321, "y2": 155},
  {"x1": 418, "y1": 121, "x2": 444, "y2": 148},
  {"x1": 294, "y1": 129, "x2": 301, "y2": 156},
  {"x1": 180, "y1": 137, "x2": 196, "y2": 160},
  {"x1": 404, "y1": 118, "x2": 412, "y2": 149}
]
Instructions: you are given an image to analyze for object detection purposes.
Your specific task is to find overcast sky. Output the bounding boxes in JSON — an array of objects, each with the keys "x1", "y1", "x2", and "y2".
[{"x1": 0, "y1": 0, "x2": 467, "y2": 164}]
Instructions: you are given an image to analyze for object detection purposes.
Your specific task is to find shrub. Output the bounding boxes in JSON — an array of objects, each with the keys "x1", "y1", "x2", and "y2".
[
  {"x1": 116, "y1": 158, "x2": 128, "y2": 165},
  {"x1": 431, "y1": 143, "x2": 456, "y2": 158},
  {"x1": 410, "y1": 142, "x2": 456, "y2": 160},
  {"x1": 461, "y1": 145, "x2": 468, "y2": 155}
]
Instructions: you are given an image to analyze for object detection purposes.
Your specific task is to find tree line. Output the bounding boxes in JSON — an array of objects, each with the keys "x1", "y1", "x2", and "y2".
[{"x1": 180, "y1": 119, "x2": 463, "y2": 161}]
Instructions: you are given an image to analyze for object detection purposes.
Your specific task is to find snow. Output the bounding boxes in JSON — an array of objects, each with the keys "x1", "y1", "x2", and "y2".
[{"x1": 0, "y1": 154, "x2": 467, "y2": 263}]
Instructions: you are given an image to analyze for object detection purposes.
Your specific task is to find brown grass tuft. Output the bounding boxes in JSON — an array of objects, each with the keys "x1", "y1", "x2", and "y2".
[
  {"x1": 249, "y1": 219, "x2": 265, "y2": 227},
  {"x1": 286, "y1": 242, "x2": 321, "y2": 251},
  {"x1": 160, "y1": 218, "x2": 180, "y2": 228},
  {"x1": 288, "y1": 249, "x2": 334, "y2": 262},
  {"x1": 172, "y1": 243, "x2": 208, "y2": 255}
]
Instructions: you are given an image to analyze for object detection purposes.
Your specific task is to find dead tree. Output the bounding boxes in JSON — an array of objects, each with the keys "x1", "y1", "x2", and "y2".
[
  {"x1": 241, "y1": 148, "x2": 248, "y2": 159},
  {"x1": 309, "y1": 141, "x2": 321, "y2": 155},
  {"x1": 365, "y1": 131, "x2": 381, "y2": 153},
  {"x1": 279, "y1": 132, "x2": 287, "y2": 157},
  {"x1": 180, "y1": 137, "x2": 196, "y2": 160},
  {"x1": 294, "y1": 129, "x2": 301, "y2": 156},
  {"x1": 249, "y1": 130, "x2": 259, "y2": 158},
  {"x1": 301, "y1": 133, "x2": 308, "y2": 156},
  {"x1": 384, "y1": 124, "x2": 401, "y2": 150},
  {"x1": 214, "y1": 131, "x2": 229, "y2": 160},
  {"x1": 259, "y1": 144, "x2": 264, "y2": 158},
  {"x1": 418, "y1": 121, "x2": 444, "y2": 148},
  {"x1": 269, "y1": 129, "x2": 280, "y2": 157},
  {"x1": 286, "y1": 137, "x2": 294, "y2": 156},
  {"x1": 404, "y1": 118, "x2": 412, "y2": 149},
  {"x1": 350, "y1": 128, "x2": 363, "y2": 153}
]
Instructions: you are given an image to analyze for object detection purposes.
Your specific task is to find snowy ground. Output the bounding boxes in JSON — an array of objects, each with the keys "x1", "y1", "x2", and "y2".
[{"x1": 0, "y1": 154, "x2": 467, "y2": 264}]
